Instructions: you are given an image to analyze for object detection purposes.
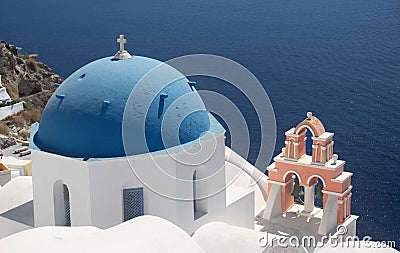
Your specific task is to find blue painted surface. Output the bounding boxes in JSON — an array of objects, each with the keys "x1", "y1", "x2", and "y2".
[
  {"x1": 30, "y1": 113, "x2": 225, "y2": 162},
  {"x1": 158, "y1": 93, "x2": 168, "y2": 118},
  {"x1": 33, "y1": 56, "x2": 210, "y2": 158},
  {"x1": 55, "y1": 94, "x2": 65, "y2": 99},
  {"x1": 29, "y1": 123, "x2": 39, "y2": 150},
  {"x1": 123, "y1": 188, "x2": 144, "y2": 221}
]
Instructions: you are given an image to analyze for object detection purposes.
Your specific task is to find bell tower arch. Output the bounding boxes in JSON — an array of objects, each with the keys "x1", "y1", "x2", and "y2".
[{"x1": 263, "y1": 112, "x2": 355, "y2": 235}]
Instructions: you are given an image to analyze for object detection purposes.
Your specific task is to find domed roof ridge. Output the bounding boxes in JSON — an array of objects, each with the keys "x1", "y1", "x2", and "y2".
[{"x1": 33, "y1": 55, "x2": 211, "y2": 158}]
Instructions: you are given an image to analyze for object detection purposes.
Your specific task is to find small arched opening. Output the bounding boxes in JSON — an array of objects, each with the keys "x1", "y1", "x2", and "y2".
[
  {"x1": 284, "y1": 171, "x2": 304, "y2": 205},
  {"x1": 306, "y1": 128, "x2": 313, "y2": 156},
  {"x1": 53, "y1": 180, "x2": 71, "y2": 226},
  {"x1": 314, "y1": 178, "x2": 324, "y2": 208},
  {"x1": 306, "y1": 175, "x2": 326, "y2": 210},
  {"x1": 193, "y1": 170, "x2": 198, "y2": 215},
  {"x1": 295, "y1": 124, "x2": 316, "y2": 158},
  {"x1": 193, "y1": 169, "x2": 208, "y2": 220}
]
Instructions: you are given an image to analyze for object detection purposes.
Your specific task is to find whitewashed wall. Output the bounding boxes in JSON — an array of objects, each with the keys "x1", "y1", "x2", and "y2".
[
  {"x1": 0, "y1": 102, "x2": 24, "y2": 120},
  {"x1": 31, "y1": 132, "x2": 255, "y2": 235},
  {"x1": 0, "y1": 171, "x2": 11, "y2": 186},
  {"x1": 31, "y1": 151, "x2": 92, "y2": 227}
]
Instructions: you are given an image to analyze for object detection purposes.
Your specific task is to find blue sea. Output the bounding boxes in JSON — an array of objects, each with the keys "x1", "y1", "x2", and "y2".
[{"x1": 1, "y1": 0, "x2": 399, "y2": 247}]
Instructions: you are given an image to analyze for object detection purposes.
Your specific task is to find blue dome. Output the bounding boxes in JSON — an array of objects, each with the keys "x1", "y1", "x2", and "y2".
[{"x1": 34, "y1": 56, "x2": 210, "y2": 158}]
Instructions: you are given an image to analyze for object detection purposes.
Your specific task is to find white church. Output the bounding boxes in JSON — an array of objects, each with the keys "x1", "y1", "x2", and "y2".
[
  {"x1": 0, "y1": 35, "x2": 396, "y2": 253},
  {"x1": 28, "y1": 34, "x2": 260, "y2": 234}
]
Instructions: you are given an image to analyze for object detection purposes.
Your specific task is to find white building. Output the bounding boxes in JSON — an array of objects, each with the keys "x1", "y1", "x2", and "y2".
[
  {"x1": 0, "y1": 75, "x2": 24, "y2": 120},
  {"x1": 28, "y1": 35, "x2": 256, "y2": 234}
]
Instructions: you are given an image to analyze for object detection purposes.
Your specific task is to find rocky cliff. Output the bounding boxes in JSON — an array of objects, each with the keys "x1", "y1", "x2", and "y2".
[
  {"x1": 0, "y1": 41, "x2": 63, "y2": 109},
  {"x1": 0, "y1": 40, "x2": 63, "y2": 146}
]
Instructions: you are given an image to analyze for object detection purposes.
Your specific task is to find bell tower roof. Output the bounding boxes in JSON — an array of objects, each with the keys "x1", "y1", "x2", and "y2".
[{"x1": 294, "y1": 112, "x2": 325, "y2": 137}]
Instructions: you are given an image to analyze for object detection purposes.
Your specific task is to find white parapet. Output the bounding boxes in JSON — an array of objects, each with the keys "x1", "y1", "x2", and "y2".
[{"x1": 0, "y1": 102, "x2": 24, "y2": 120}]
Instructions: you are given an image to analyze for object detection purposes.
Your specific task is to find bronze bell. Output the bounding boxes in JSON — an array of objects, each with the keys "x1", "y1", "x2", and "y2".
[
  {"x1": 291, "y1": 177, "x2": 304, "y2": 198},
  {"x1": 315, "y1": 181, "x2": 324, "y2": 200}
]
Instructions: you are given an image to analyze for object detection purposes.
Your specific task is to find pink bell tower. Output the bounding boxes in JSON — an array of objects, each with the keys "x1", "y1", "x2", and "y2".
[{"x1": 263, "y1": 112, "x2": 356, "y2": 235}]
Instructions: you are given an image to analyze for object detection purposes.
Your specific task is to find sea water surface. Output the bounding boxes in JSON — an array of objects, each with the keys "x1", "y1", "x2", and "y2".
[{"x1": 1, "y1": 0, "x2": 399, "y2": 247}]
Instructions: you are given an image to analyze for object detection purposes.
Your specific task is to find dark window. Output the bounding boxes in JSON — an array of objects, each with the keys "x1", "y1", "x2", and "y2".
[{"x1": 123, "y1": 188, "x2": 144, "y2": 221}]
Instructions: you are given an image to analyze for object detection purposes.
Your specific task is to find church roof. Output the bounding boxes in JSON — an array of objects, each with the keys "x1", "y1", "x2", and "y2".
[
  {"x1": 0, "y1": 216, "x2": 204, "y2": 253},
  {"x1": 33, "y1": 55, "x2": 211, "y2": 159}
]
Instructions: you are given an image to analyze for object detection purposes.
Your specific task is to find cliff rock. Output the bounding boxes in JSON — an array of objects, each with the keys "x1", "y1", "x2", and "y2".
[{"x1": 0, "y1": 40, "x2": 63, "y2": 110}]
